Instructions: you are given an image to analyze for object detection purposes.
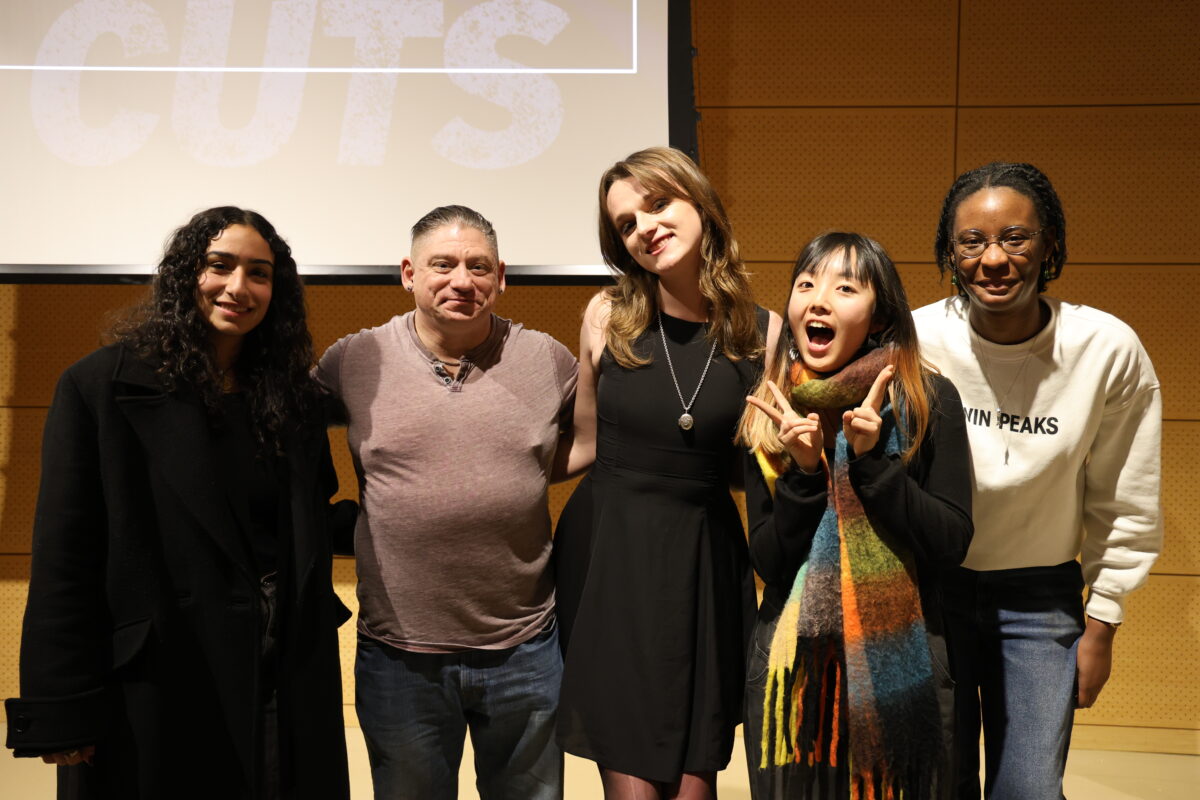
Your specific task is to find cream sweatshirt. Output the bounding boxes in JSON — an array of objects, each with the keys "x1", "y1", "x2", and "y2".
[{"x1": 913, "y1": 296, "x2": 1161, "y2": 623}]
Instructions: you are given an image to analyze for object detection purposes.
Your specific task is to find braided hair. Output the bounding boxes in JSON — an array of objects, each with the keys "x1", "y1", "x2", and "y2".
[
  {"x1": 934, "y1": 162, "x2": 1067, "y2": 295},
  {"x1": 110, "y1": 206, "x2": 325, "y2": 453}
]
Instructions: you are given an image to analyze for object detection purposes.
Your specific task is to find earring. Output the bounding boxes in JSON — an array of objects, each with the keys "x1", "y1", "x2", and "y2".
[
  {"x1": 788, "y1": 346, "x2": 800, "y2": 362},
  {"x1": 1042, "y1": 263, "x2": 1053, "y2": 281},
  {"x1": 404, "y1": 284, "x2": 413, "y2": 292},
  {"x1": 950, "y1": 272, "x2": 959, "y2": 287}
]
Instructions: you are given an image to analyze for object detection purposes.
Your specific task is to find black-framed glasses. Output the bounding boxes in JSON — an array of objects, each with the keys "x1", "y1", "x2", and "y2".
[{"x1": 952, "y1": 228, "x2": 1043, "y2": 259}]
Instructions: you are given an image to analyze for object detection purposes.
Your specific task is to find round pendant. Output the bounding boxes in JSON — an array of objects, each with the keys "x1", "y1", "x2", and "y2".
[{"x1": 678, "y1": 412, "x2": 694, "y2": 431}]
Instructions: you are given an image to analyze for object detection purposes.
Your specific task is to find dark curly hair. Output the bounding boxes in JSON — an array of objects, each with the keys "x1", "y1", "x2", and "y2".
[
  {"x1": 109, "y1": 206, "x2": 324, "y2": 452},
  {"x1": 934, "y1": 162, "x2": 1068, "y2": 295}
]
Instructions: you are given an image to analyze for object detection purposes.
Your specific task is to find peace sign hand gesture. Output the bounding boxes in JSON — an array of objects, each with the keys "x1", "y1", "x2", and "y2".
[
  {"x1": 746, "y1": 381, "x2": 823, "y2": 473},
  {"x1": 842, "y1": 365, "x2": 894, "y2": 456}
]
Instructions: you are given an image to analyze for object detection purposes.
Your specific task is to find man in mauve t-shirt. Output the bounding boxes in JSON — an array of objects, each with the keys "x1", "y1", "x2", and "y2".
[{"x1": 316, "y1": 205, "x2": 578, "y2": 800}]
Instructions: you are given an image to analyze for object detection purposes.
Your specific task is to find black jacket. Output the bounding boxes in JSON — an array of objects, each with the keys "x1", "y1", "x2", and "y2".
[{"x1": 5, "y1": 345, "x2": 353, "y2": 800}]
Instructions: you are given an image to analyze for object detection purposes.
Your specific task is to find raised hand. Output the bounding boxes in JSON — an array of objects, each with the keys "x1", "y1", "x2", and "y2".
[
  {"x1": 746, "y1": 381, "x2": 823, "y2": 473},
  {"x1": 842, "y1": 365, "x2": 894, "y2": 456}
]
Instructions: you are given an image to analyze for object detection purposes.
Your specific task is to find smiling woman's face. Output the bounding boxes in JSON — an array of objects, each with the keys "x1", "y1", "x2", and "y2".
[
  {"x1": 605, "y1": 176, "x2": 704, "y2": 280},
  {"x1": 951, "y1": 186, "x2": 1049, "y2": 319},
  {"x1": 195, "y1": 224, "x2": 274, "y2": 343}
]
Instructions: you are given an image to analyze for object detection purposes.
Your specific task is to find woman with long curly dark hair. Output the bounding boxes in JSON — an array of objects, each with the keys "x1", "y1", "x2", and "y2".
[
  {"x1": 5, "y1": 207, "x2": 354, "y2": 800},
  {"x1": 111, "y1": 206, "x2": 326, "y2": 449}
]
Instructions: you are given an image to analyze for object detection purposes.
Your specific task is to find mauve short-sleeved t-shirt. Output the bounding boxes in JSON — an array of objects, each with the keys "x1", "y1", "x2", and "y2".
[{"x1": 317, "y1": 312, "x2": 578, "y2": 652}]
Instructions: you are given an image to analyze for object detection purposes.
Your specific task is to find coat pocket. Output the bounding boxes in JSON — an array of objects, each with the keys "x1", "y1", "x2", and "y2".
[{"x1": 111, "y1": 617, "x2": 154, "y2": 671}]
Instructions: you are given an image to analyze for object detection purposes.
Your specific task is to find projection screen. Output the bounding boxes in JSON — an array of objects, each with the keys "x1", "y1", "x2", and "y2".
[{"x1": 0, "y1": 0, "x2": 683, "y2": 283}]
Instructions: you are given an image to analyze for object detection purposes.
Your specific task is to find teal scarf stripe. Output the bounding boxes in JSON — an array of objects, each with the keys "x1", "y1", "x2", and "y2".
[{"x1": 856, "y1": 622, "x2": 936, "y2": 703}]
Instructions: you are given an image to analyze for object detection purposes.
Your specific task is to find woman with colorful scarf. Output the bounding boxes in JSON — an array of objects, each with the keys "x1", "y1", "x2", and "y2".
[{"x1": 736, "y1": 232, "x2": 974, "y2": 800}]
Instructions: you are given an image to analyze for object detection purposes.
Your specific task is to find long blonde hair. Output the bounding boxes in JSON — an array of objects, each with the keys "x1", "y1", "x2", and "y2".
[
  {"x1": 737, "y1": 232, "x2": 933, "y2": 465},
  {"x1": 597, "y1": 147, "x2": 762, "y2": 368}
]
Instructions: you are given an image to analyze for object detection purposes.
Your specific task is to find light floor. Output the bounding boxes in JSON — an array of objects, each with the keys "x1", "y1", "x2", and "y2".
[{"x1": 3, "y1": 724, "x2": 1197, "y2": 798}]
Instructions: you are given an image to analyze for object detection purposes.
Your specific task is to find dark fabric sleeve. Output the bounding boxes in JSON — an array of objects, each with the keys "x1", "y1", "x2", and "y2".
[
  {"x1": 847, "y1": 374, "x2": 974, "y2": 569},
  {"x1": 7, "y1": 368, "x2": 109, "y2": 756},
  {"x1": 312, "y1": 412, "x2": 358, "y2": 557},
  {"x1": 745, "y1": 450, "x2": 829, "y2": 588}
]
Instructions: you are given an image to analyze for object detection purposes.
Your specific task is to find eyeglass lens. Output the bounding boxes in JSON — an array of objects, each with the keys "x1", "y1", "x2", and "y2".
[{"x1": 954, "y1": 229, "x2": 1038, "y2": 258}]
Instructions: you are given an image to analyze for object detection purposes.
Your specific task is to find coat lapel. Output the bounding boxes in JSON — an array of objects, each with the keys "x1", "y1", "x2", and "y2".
[{"x1": 110, "y1": 348, "x2": 254, "y2": 582}]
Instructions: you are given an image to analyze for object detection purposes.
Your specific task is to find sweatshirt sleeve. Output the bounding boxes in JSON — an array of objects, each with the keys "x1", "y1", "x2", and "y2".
[
  {"x1": 745, "y1": 450, "x2": 829, "y2": 588},
  {"x1": 1080, "y1": 366, "x2": 1162, "y2": 624},
  {"x1": 847, "y1": 375, "x2": 974, "y2": 570}
]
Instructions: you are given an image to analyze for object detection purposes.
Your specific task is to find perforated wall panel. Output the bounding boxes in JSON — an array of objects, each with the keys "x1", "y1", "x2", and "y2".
[
  {"x1": 1159, "y1": 422, "x2": 1200, "y2": 576},
  {"x1": 699, "y1": 108, "x2": 955, "y2": 264},
  {"x1": 956, "y1": 107, "x2": 1200, "y2": 266},
  {"x1": 694, "y1": 0, "x2": 958, "y2": 107},
  {"x1": 0, "y1": 406, "x2": 41, "y2": 554},
  {"x1": 0, "y1": 557, "x2": 29, "y2": 703},
  {"x1": 0, "y1": 285, "x2": 144, "y2": 407},
  {"x1": 959, "y1": 0, "x2": 1200, "y2": 106},
  {"x1": 1074, "y1": 574, "x2": 1200, "y2": 729}
]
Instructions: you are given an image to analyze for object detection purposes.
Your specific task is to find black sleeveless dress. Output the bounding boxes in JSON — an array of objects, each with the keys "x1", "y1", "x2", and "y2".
[{"x1": 554, "y1": 310, "x2": 763, "y2": 782}]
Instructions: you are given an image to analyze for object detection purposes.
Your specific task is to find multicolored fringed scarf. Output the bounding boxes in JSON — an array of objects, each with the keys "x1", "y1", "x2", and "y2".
[{"x1": 757, "y1": 348, "x2": 941, "y2": 800}]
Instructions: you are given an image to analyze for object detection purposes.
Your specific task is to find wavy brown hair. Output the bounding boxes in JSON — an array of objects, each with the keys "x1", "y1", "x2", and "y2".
[
  {"x1": 737, "y1": 232, "x2": 933, "y2": 465},
  {"x1": 597, "y1": 147, "x2": 761, "y2": 368},
  {"x1": 108, "y1": 206, "x2": 325, "y2": 453}
]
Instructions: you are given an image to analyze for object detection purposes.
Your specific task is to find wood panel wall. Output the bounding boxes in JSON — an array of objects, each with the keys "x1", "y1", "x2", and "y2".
[
  {"x1": 1, "y1": 0, "x2": 1196, "y2": 759},
  {"x1": 692, "y1": 0, "x2": 1199, "y2": 754}
]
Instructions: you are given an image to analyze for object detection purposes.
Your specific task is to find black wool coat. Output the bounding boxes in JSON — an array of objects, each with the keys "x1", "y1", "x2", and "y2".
[{"x1": 5, "y1": 345, "x2": 353, "y2": 800}]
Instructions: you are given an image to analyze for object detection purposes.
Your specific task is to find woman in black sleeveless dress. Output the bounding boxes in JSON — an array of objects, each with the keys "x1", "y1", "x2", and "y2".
[{"x1": 556, "y1": 147, "x2": 779, "y2": 799}]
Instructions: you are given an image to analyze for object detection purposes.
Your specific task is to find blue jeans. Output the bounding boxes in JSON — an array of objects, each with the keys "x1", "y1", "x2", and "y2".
[
  {"x1": 355, "y1": 622, "x2": 564, "y2": 800},
  {"x1": 943, "y1": 562, "x2": 1084, "y2": 800}
]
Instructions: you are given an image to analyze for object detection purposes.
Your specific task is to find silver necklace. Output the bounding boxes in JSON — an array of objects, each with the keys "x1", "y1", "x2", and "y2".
[
  {"x1": 657, "y1": 310, "x2": 718, "y2": 431},
  {"x1": 975, "y1": 337, "x2": 1036, "y2": 466}
]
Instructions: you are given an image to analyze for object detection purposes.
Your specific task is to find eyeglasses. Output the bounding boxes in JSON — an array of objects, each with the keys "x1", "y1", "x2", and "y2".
[{"x1": 952, "y1": 228, "x2": 1043, "y2": 259}]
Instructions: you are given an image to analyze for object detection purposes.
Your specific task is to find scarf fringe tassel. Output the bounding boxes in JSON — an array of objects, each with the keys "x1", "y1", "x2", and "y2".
[{"x1": 761, "y1": 641, "x2": 936, "y2": 800}]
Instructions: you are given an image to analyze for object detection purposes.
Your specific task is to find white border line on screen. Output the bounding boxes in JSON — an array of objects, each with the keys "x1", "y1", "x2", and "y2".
[{"x1": 1, "y1": 0, "x2": 639, "y2": 75}]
